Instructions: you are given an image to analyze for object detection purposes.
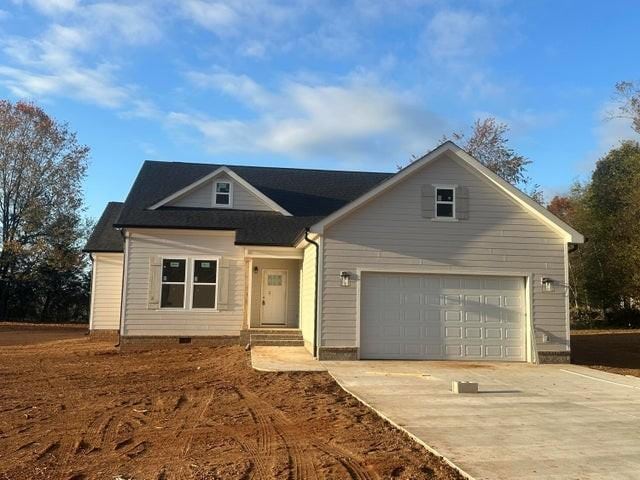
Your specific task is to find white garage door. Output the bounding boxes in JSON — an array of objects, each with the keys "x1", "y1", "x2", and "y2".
[{"x1": 360, "y1": 272, "x2": 526, "y2": 361}]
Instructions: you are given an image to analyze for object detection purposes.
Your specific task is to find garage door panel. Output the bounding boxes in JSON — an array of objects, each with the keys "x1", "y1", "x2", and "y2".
[{"x1": 361, "y1": 272, "x2": 526, "y2": 361}]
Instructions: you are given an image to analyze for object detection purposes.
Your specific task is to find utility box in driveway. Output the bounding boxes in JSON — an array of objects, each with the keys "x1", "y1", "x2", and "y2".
[{"x1": 451, "y1": 381, "x2": 479, "y2": 394}]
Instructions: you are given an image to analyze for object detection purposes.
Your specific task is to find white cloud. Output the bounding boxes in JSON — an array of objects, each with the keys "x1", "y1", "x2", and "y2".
[
  {"x1": 0, "y1": 2, "x2": 160, "y2": 109},
  {"x1": 0, "y1": 64, "x2": 130, "y2": 108},
  {"x1": 173, "y1": 72, "x2": 446, "y2": 165},
  {"x1": 181, "y1": 1, "x2": 238, "y2": 32},
  {"x1": 180, "y1": 0, "x2": 298, "y2": 35},
  {"x1": 15, "y1": 0, "x2": 79, "y2": 15},
  {"x1": 425, "y1": 9, "x2": 493, "y2": 61},
  {"x1": 187, "y1": 70, "x2": 274, "y2": 108}
]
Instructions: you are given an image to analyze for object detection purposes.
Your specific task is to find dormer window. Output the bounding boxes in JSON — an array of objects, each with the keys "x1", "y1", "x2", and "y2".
[
  {"x1": 435, "y1": 186, "x2": 455, "y2": 218},
  {"x1": 214, "y1": 181, "x2": 232, "y2": 207}
]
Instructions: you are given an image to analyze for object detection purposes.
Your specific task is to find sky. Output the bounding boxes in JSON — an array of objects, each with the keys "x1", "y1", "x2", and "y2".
[{"x1": 1, "y1": 0, "x2": 639, "y2": 219}]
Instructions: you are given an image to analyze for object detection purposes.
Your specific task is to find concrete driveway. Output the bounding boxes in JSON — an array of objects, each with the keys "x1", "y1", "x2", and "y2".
[{"x1": 323, "y1": 360, "x2": 640, "y2": 480}]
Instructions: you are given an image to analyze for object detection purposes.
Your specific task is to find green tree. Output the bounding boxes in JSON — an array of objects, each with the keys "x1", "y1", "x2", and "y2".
[
  {"x1": 586, "y1": 141, "x2": 640, "y2": 312},
  {"x1": 0, "y1": 100, "x2": 90, "y2": 321}
]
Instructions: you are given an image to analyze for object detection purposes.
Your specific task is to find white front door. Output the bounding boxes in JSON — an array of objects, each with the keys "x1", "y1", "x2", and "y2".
[{"x1": 261, "y1": 269, "x2": 287, "y2": 326}]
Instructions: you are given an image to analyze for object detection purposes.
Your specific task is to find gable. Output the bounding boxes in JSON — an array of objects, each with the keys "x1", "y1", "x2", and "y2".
[
  {"x1": 166, "y1": 173, "x2": 275, "y2": 211},
  {"x1": 311, "y1": 142, "x2": 583, "y2": 243},
  {"x1": 325, "y1": 153, "x2": 567, "y2": 241}
]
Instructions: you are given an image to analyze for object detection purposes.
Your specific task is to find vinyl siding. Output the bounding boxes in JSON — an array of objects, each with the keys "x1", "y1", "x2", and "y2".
[
  {"x1": 300, "y1": 244, "x2": 317, "y2": 353},
  {"x1": 167, "y1": 174, "x2": 274, "y2": 211},
  {"x1": 249, "y1": 258, "x2": 300, "y2": 328},
  {"x1": 90, "y1": 253, "x2": 123, "y2": 330},
  {"x1": 122, "y1": 229, "x2": 245, "y2": 336},
  {"x1": 321, "y1": 152, "x2": 569, "y2": 353}
]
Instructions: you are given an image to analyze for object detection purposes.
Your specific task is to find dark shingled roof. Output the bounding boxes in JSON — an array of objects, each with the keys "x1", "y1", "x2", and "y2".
[
  {"x1": 110, "y1": 161, "x2": 392, "y2": 246},
  {"x1": 84, "y1": 202, "x2": 124, "y2": 252}
]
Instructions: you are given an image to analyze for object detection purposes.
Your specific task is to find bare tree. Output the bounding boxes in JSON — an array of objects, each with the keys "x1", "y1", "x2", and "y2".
[
  {"x1": 442, "y1": 117, "x2": 543, "y2": 202},
  {"x1": 610, "y1": 81, "x2": 640, "y2": 134},
  {"x1": 0, "y1": 100, "x2": 89, "y2": 319}
]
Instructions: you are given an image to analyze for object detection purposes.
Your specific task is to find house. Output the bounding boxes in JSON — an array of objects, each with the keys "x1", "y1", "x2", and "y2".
[{"x1": 84, "y1": 141, "x2": 583, "y2": 363}]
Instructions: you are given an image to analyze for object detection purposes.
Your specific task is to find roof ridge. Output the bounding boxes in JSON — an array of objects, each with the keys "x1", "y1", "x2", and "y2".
[{"x1": 142, "y1": 159, "x2": 391, "y2": 175}]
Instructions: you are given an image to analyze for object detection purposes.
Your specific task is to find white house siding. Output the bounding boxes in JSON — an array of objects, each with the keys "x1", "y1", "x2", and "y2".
[
  {"x1": 300, "y1": 244, "x2": 317, "y2": 353},
  {"x1": 90, "y1": 253, "x2": 123, "y2": 330},
  {"x1": 249, "y1": 258, "x2": 300, "y2": 328},
  {"x1": 122, "y1": 229, "x2": 245, "y2": 336},
  {"x1": 321, "y1": 152, "x2": 568, "y2": 353},
  {"x1": 167, "y1": 174, "x2": 274, "y2": 211}
]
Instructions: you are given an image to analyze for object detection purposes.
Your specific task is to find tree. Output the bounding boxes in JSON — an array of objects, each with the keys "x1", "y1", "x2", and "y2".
[
  {"x1": 548, "y1": 184, "x2": 591, "y2": 311},
  {"x1": 442, "y1": 118, "x2": 543, "y2": 202},
  {"x1": 611, "y1": 81, "x2": 640, "y2": 134},
  {"x1": 0, "y1": 100, "x2": 90, "y2": 321},
  {"x1": 586, "y1": 140, "x2": 640, "y2": 312}
]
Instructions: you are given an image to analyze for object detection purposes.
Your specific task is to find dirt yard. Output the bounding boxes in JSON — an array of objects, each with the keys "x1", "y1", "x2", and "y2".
[
  {"x1": 0, "y1": 322, "x2": 87, "y2": 346},
  {"x1": 0, "y1": 330, "x2": 460, "y2": 480},
  {"x1": 571, "y1": 329, "x2": 640, "y2": 377}
]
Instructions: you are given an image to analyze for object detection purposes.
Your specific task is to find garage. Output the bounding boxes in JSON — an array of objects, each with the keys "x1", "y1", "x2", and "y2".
[{"x1": 360, "y1": 272, "x2": 527, "y2": 361}]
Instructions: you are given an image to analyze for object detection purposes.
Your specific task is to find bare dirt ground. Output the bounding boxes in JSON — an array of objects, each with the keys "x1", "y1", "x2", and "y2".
[
  {"x1": 0, "y1": 322, "x2": 87, "y2": 346},
  {"x1": 571, "y1": 329, "x2": 640, "y2": 377},
  {"x1": 0, "y1": 330, "x2": 460, "y2": 480}
]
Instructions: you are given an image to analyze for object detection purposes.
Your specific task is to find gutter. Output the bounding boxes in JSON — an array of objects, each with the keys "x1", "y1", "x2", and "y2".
[{"x1": 304, "y1": 228, "x2": 320, "y2": 358}]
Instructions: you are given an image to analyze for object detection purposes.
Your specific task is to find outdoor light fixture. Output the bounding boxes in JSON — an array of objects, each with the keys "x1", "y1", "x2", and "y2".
[
  {"x1": 253, "y1": 266, "x2": 259, "y2": 274},
  {"x1": 541, "y1": 277, "x2": 554, "y2": 292},
  {"x1": 339, "y1": 271, "x2": 351, "y2": 287}
]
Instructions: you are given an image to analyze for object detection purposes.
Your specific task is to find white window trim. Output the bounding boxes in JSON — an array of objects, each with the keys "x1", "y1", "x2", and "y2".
[
  {"x1": 189, "y1": 257, "x2": 220, "y2": 311},
  {"x1": 213, "y1": 180, "x2": 233, "y2": 208},
  {"x1": 159, "y1": 256, "x2": 188, "y2": 310},
  {"x1": 434, "y1": 184, "x2": 457, "y2": 221}
]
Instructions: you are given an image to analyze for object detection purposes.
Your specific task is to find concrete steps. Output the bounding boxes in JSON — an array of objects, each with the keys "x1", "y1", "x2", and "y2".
[{"x1": 248, "y1": 329, "x2": 304, "y2": 347}]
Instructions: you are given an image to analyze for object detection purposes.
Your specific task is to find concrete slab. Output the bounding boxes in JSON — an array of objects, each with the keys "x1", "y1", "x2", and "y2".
[
  {"x1": 323, "y1": 360, "x2": 640, "y2": 480},
  {"x1": 251, "y1": 346, "x2": 326, "y2": 372}
]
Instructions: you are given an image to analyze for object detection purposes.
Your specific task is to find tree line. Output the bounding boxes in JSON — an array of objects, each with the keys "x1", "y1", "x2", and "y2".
[{"x1": 0, "y1": 81, "x2": 638, "y2": 325}]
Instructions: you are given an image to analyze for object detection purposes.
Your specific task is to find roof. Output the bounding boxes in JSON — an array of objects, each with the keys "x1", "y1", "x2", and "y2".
[
  {"x1": 84, "y1": 202, "x2": 124, "y2": 252},
  {"x1": 89, "y1": 141, "x2": 583, "y2": 248},
  {"x1": 113, "y1": 161, "x2": 391, "y2": 245}
]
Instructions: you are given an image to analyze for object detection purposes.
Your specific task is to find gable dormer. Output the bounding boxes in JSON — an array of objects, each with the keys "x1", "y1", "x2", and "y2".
[{"x1": 149, "y1": 167, "x2": 291, "y2": 215}]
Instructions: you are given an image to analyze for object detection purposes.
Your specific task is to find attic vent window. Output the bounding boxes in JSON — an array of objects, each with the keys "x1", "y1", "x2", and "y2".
[{"x1": 214, "y1": 181, "x2": 232, "y2": 207}]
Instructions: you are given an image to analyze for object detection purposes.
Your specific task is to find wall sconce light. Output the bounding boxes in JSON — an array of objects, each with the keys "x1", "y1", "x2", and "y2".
[
  {"x1": 253, "y1": 266, "x2": 259, "y2": 274},
  {"x1": 339, "y1": 271, "x2": 351, "y2": 287},
  {"x1": 541, "y1": 277, "x2": 554, "y2": 292}
]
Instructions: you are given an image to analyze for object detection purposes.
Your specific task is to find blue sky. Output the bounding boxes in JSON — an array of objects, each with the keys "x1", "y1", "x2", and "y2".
[{"x1": 1, "y1": 0, "x2": 639, "y2": 218}]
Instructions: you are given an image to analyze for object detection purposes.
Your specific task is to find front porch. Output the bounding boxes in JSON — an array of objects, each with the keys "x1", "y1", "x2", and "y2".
[{"x1": 240, "y1": 246, "x2": 305, "y2": 347}]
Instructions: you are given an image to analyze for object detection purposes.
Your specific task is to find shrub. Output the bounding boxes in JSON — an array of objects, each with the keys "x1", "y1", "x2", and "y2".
[
  {"x1": 606, "y1": 308, "x2": 640, "y2": 328},
  {"x1": 570, "y1": 306, "x2": 605, "y2": 329}
]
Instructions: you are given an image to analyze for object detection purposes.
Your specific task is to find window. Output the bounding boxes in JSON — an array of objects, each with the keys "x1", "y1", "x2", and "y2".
[
  {"x1": 161, "y1": 259, "x2": 186, "y2": 308},
  {"x1": 192, "y1": 259, "x2": 217, "y2": 309},
  {"x1": 214, "y1": 181, "x2": 232, "y2": 207},
  {"x1": 435, "y1": 187, "x2": 455, "y2": 218}
]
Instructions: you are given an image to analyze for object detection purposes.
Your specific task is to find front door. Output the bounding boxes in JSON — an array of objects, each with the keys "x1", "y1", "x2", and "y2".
[{"x1": 261, "y1": 269, "x2": 287, "y2": 326}]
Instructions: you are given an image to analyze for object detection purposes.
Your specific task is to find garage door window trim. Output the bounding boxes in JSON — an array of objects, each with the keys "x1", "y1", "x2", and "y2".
[{"x1": 434, "y1": 184, "x2": 457, "y2": 221}]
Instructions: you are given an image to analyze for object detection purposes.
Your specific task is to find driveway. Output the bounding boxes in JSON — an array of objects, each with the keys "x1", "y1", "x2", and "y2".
[{"x1": 323, "y1": 360, "x2": 640, "y2": 480}]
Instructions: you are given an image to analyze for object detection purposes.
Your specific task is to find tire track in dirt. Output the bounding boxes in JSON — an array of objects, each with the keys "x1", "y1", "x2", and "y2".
[
  {"x1": 240, "y1": 388, "x2": 377, "y2": 480},
  {"x1": 240, "y1": 388, "x2": 321, "y2": 480}
]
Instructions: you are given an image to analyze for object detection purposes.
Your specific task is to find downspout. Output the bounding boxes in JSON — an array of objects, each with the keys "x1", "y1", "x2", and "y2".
[
  {"x1": 114, "y1": 229, "x2": 127, "y2": 348},
  {"x1": 304, "y1": 228, "x2": 320, "y2": 358}
]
